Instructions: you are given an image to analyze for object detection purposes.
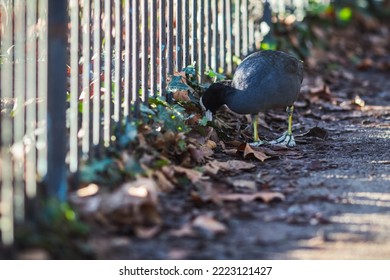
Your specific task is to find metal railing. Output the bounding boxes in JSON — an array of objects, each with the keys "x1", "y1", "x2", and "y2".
[
  {"x1": 0, "y1": 0, "x2": 315, "y2": 247},
  {"x1": 1, "y1": 0, "x2": 68, "y2": 247}
]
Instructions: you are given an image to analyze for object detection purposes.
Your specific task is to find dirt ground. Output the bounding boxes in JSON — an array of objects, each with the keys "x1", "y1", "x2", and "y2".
[
  {"x1": 87, "y1": 18, "x2": 390, "y2": 260},
  {"x1": 89, "y1": 73, "x2": 389, "y2": 260}
]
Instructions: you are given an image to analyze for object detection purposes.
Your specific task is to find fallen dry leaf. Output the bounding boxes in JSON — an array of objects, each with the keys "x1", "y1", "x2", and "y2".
[
  {"x1": 206, "y1": 140, "x2": 217, "y2": 149},
  {"x1": 224, "y1": 159, "x2": 257, "y2": 170},
  {"x1": 170, "y1": 223, "x2": 196, "y2": 238},
  {"x1": 134, "y1": 225, "x2": 161, "y2": 239},
  {"x1": 225, "y1": 140, "x2": 243, "y2": 147},
  {"x1": 309, "y1": 84, "x2": 332, "y2": 101},
  {"x1": 173, "y1": 90, "x2": 191, "y2": 101},
  {"x1": 192, "y1": 215, "x2": 227, "y2": 234},
  {"x1": 71, "y1": 178, "x2": 162, "y2": 229},
  {"x1": 199, "y1": 144, "x2": 214, "y2": 157},
  {"x1": 76, "y1": 183, "x2": 99, "y2": 197},
  {"x1": 357, "y1": 58, "x2": 374, "y2": 70},
  {"x1": 17, "y1": 249, "x2": 50, "y2": 260},
  {"x1": 231, "y1": 179, "x2": 257, "y2": 190},
  {"x1": 69, "y1": 193, "x2": 102, "y2": 214},
  {"x1": 203, "y1": 161, "x2": 221, "y2": 175},
  {"x1": 172, "y1": 165, "x2": 204, "y2": 183},
  {"x1": 218, "y1": 192, "x2": 285, "y2": 203},
  {"x1": 187, "y1": 113, "x2": 203, "y2": 125},
  {"x1": 188, "y1": 143, "x2": 212, "y2": 163},
  {"x1": 170, "y1": 215, "x2": 227, "y2": 238},
  {"x1": 256, "y1": 146, "x2": 302, "y2": 157},
  {"x1": 190, "y1": 180, "x2": 227, "y2": 206},
  {"x1": 352, "y1": 95, "x2": 366, "y2": 107},
  {"x1": 153, "y1": 170, "x2": 175, "y2": 192},
  {"x1": 204, "y1": 160, "x2": 256, "y2": 175},
  {"x1": 101, "y1": 178, "x2": 161, "y2": 225},
  {"x1": 238, "y1": 143, "x2": 271, "y2": 162},
  {"x1": 223, "y1": 148, "x2": 240, "y2": 156},
  {"x1": 167, "y1": 249, "x2": 189, "y2": 260}
]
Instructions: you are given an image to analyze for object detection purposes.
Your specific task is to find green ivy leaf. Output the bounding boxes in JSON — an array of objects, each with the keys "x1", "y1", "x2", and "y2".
[
  {"x1": 79, "y1": 158, "x2": 122, "y2": 185},
  {"x1": 198, "y1": 116, "x2": 209, "y2": 126},
  {"x1": 153, "y1": 158, "x2": 171, "y2": 169},
  {"x1": 167, "y1": 75, "x2": 192, "y2": 92},
  {"x1": 140, "y1": 103, "x2": 156, "y2": 118},
  {"x1": 205, "y1": 69, "x2": 226, "y2": 82},
  {"x1": 118, "y1": 122, "x2": 138, "y2": 147},
  {"x1": 123, "y1": 155, "x2": 144, "y2": 177},
  {"x1": 178, "y1": 139, "x2": 187, "y2": 151},
  {"x1": 232, "y1": 55, "x2": 243, "y2": 65},
  {"x1": 183, "y1": 64, "x2": 196, "y2": 76},
  {"x1": 260, "y1": 41, "x2": 277, "y2": 51},
  {"x1": 337, "y1": 7, "x2": 352, "y2": 22}
]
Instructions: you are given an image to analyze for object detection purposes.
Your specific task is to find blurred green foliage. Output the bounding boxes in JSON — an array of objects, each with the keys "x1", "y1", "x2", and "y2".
[{"x1": 14, "y1": 199, "x2": 93, "y2": 259}]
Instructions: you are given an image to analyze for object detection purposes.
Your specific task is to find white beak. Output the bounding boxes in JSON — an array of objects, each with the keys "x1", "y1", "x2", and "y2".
[
  {"x1": 205, "y1": 110, "x2": 213, "y2": 121},
  {"x1": 200, "y1": 96, "x2": 213, "y2": 121}
]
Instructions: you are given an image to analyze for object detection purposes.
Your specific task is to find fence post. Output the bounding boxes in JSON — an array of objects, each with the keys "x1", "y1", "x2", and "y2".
[{"x1": 45, "y1": 0, "x2": 68, "y2": 201}]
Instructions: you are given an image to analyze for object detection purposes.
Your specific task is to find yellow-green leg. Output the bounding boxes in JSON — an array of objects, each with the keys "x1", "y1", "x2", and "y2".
[
  {"x1": 270, "y1": 106, "x2": 296, "y2": 147},
  {"x1": 249, "y1": 114, "x2": 266, "y2": 146},
  {"x1": 287, "y1": 106, "x2": 293, "y2": 135}
]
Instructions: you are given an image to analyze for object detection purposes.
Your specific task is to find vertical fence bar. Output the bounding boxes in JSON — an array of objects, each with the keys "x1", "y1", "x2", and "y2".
[
  {"x1": 262, "y1": 0, "x2": 273, "y2": 46},
  {"x1": 69, "y1": 0, "x2": 79, "y2": 173},
  {"x1": 198, "y1": 0, "x2": 205, "y2": 81},
  {"x1": 277, "y1": 0, "x2": 285, "y2": 14},
  {"x1": 104, "y1": 0, "x2": 112, "y2": 145},
  {"x1": 226, "y1": 0, "x2": 233, "y2": 74},
  {"x1": 141, "y1": 0, "x2": 149, "y2": 103},
  {"x1": 212, "y1": 0, "x2": 218, "y2": 71},
  {"x1": 219, "y1": 0, "x2": 226, "y2": 72},
  {"x1": 175, "y1": 0, "x2": 182, "y2": 71},
  {"x1": 82, "y1": 0, "x2": 91, "y2": 155},
  {"x1": 254, "y1": 1, "x2": 263, "y2": 49},
  {"x1": 166, "y1": 0, "x2": 173, "y2": 101},
  {"x1": 132, "y1": 0, "x2": 140, "y2": 112},
  {"x1": 46, "y1": 0, "x2": 67, "y2": 199},
  {"x1": 166, "y1": 0, "x2": 174, "y2": 76},
  {"x1": 205, "y1": 0, "x2": 211, "y2": 70},
  {"x1": 26, "y1": 0, "x2": 38, "y2": 196},
  {"x1": 294, "y1": 0, "x2": 306, "y2": 21},
  {"x1": 183, "y1": 0, "x2": 190, "y2": 68},
  {"x1": 37, "y1": 0, "x2": 48, "y2": 180},
  {"x1": 234, "y1": 0, "x2": 241, "y2": 58},
  {"x1": 150, "y1": 0, "x2": 158, "y2": 96},
  {"x1": 93, "y1": 0, "x2": 102, "y2": 145},
  {"x1": 242, "y1": 0, "x2": 248, "y2": 56},
  {"x1": 158, "y1": 0, "x2": 166, "y2": 96},
  {"x1": 114, "y1": 0, "x2": 122, "y2": 122},
  {"x1": 124, "y1": 0, "x2": 131, "y2": 117},
  {"x1": 248, "y1": 17, "x2": 255, "y2": 52},
  {"x1": 0, "y1": 0, "x2": 14, "y2": 246},
  {"x1": 13, "y1": 0, "x2": 26, "y2": 222},
  {"x1": 191, "y1": 0, "x2": 197, "y2": 66},
  {"x1": 123, "y1": 0, "x2": 131, "y2": 116}
]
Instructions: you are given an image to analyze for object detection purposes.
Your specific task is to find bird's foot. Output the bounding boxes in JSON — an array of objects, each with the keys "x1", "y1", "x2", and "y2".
[
  {"x1": 249, "y1": 140, "x2": 267, "y2": 147},
  {"x1": 269, "y1": 132, "x2": 296, "y2": 147}
]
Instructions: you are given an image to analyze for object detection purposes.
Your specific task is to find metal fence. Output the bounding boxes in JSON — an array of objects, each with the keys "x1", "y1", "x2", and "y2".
[{"x1": 0, "y1": 0, "x2": 318, "y2": 246}]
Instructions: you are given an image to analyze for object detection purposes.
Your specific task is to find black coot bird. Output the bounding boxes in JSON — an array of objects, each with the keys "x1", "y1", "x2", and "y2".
[{"x1": 200, "y1": 50, "x2": 303, "y2": 147}]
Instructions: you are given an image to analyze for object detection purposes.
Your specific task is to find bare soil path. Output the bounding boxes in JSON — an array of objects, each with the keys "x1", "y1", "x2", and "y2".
[{"x1": 91, "y1": 58, "x2": 390, "y2": 260}]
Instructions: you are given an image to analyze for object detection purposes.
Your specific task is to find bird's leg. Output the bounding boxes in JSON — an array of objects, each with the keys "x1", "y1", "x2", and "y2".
[
  {"x1": 249, "y1": 114, "x2": 266, "y2": 146},
  {"x1": 270, "y1": 105, "x2": 296, "y2": 147}
]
